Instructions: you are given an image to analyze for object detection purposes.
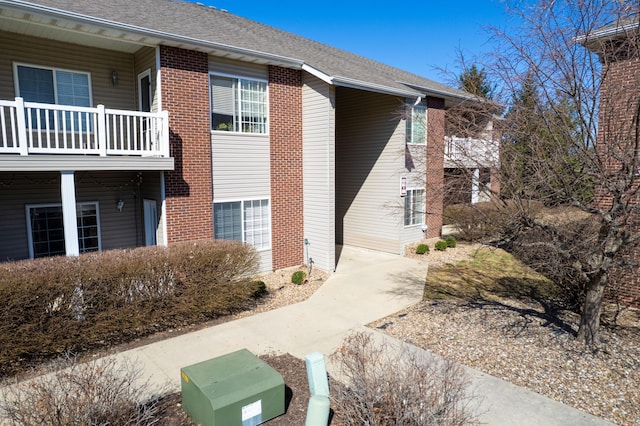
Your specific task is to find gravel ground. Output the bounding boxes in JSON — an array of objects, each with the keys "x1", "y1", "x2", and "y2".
[
  {"x1": 159, "y1": 244, "x2": 640, "y2": 425},
  {"x1": 375, "y1": 241, "x2": 640, "y2": 426}
]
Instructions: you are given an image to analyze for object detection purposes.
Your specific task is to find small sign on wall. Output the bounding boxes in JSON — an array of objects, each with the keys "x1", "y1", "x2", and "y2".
[{"x1": 400, "y1": 176, "x2": 407, "y2": 197}]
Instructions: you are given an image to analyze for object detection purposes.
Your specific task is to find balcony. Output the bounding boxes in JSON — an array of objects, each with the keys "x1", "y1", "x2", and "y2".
[
  {"x1": 444, "y1": 136, "x2": 500, "y2": 169},
  {"x1": 0, "y1": 98, "x2": 172, "y2": 171}
]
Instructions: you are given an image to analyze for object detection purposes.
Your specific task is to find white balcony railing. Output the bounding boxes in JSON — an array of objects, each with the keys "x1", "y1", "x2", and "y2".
[
  {"x1": 0, "y1": 98, "x2": 170, "y2": 158},
  {"x1": 445, "y1": 136, "x2": 500, "y2": 168}
]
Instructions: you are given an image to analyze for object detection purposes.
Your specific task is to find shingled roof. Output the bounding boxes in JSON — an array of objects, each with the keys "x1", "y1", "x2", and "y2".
[{"x1": 1, "y1": 0, "x2": 473, "y2": 104}]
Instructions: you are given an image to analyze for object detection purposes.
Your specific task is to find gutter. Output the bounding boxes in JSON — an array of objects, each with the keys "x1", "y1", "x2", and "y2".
[{"x1": 0, "y1": 0, "x2": 305, "y2": 68}]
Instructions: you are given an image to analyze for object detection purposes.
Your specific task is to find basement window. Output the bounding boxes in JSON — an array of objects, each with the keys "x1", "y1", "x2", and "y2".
[
  {"x1": 404, "y1": 189, "x2": 425, "y2": 226},
  {"x1": 214, "y1": 199, "x2": 270, "y2": 250}
]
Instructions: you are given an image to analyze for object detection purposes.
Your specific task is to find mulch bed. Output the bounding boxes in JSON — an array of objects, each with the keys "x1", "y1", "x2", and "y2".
[{"x1": 155, "y1": 353, "x2": 344, "y2": 425}]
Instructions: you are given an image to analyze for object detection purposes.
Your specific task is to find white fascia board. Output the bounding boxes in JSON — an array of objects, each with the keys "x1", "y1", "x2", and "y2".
[
  {"x1": 396, "y1": 80, "x2": 478, "y2": 103},
  {"x1": 331, "y1": 76, "x2": 423, "y2": 98},
  {"x1": 301, "y1": 64, "x2": 333, "y2": 85},
  {"x1": 1, "y1": 0, "x2": 305, "y2": 68}
]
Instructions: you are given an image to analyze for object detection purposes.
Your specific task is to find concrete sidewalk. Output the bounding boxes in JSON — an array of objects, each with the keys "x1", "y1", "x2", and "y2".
[{"x1": 105, "y1": 246, "x2": 610, "y2": 425}]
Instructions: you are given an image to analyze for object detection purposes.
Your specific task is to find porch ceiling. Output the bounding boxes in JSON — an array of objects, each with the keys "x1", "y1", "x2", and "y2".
[{"x1": 0, "y1": 8, "x2": 153, "y2": 53}]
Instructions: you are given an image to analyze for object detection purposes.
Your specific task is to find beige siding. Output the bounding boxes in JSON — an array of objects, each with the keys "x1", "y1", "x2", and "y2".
[
  {"x1": 209, "y1": 56, "x2": 271, "y2": 271},
  {"x1": 0, "y1": 171, "x2": 152, "y2": 260},
  {"x1": 302, "y1": 74, "x2": 336, "y2": 272},
  {"x1": 335, "y1": 88, "x2": 411, "y2": 254},
  {"x1": 400, "y1": 144, "x2": 428, "y2": 248},
  {"x1": 209, "y1": 56, "x2": 268, "y2": 80},
  {"x1": 0, "y1": 30, "x2": 136, "y2": 110}
]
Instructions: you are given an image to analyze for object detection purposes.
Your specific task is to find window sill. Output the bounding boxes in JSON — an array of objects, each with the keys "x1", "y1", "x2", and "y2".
[{"x1": 211, "y1": 130, "x2": 269, "y2": 137}]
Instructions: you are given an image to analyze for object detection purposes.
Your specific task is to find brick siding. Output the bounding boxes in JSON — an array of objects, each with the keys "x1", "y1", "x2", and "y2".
[
  {"x1": 160, "y1": 46, "x2": 213, "y2": 243},
  {"x1": 596, "y1": 52, "x2": 640, "y2": 308},
  {"x1": 269, "y1": 66, "x2": 304, "y2": 270},
  {"x1": 425, "y1": 97, "x2": 445, "y2": 238}
]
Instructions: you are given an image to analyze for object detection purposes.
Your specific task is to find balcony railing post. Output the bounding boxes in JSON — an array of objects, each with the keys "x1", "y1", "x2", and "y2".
[
  {"x1": 14, "y1": 97, "x2": 28, "y2": 156},
  {"x1": 97, "y1": 104, "x2": 107, "y2": 157},
  {"x1": 161, "y1": 110, "x2": 170, "y2": 158}
]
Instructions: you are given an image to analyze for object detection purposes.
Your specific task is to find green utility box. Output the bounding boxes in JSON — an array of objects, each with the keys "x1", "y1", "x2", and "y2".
[{"x1": 180, "y1": 349, "x2": 285, "y2": 426}]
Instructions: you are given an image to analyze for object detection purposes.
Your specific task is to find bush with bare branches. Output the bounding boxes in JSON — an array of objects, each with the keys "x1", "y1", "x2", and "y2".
[
  {"x1": 331, "y1": 332, "x2": 478, "y2": 426},
  {"x1": 0, "y1": 356, "x2": 163, "y2": 426},
  {"x1": 0, "y1": 240, "x2": 262, "y2": 377}
]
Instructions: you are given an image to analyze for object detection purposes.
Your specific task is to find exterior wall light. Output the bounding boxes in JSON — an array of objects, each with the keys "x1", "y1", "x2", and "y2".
[{"x1": 116, "y1": 199, "x2": 124, "y2": 212}]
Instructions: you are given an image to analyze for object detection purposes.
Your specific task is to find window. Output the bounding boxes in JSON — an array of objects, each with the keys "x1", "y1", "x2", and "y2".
[
  {"x1": 406, "y1": 104, "x2": 426, "y2": 145},
  {"x1": 210, "y1": 75, "x2": 268, "y2": 134},
  {"x1": 404, "y1": 189, "x2": 425, "y2": 226},
  {"x1": 27, "y1": 202, "x2": 101, "y2": 258},
  {"x1": 15, "y1": 64, "x2": 92, "y2": 130},
  {"x1": 214, "y1": 199, "x2": 270, "y2": 250}
]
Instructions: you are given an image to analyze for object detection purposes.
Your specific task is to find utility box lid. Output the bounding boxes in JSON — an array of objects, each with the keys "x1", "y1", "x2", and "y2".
[{"x1": 181, "y1": 349, "x2": 285, "y2": 426}]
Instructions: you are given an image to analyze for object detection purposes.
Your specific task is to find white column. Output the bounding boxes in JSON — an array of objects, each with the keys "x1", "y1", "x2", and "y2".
[
  {"x1": 471, "y1": 168, "x2": 480, "y2": 204},
  {"x1": 60, "y1": 171, "x2": 79, "y2": 256},
  {"x1": 160, "y1": 172, "x2": 168, "y2": 247}
]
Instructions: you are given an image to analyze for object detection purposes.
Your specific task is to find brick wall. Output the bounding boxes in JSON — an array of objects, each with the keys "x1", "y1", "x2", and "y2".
[
  {"x1": 269, "y1": 66, "x2": 304, "y2": 270},
  {"x1": 160, "y1": 46, "x2": 213, "y2": 243},
  {"x1": 596, "y1": 52, "x2": 640, "y2": 308},
  {"x1": 425, "y1": 96, "x2": 445, "y2": 238}
]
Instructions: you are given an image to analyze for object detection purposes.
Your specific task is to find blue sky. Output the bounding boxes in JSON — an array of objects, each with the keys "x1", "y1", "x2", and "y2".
[{"x1": 194, "y1": 0, "x2": 510, "y2": 85}]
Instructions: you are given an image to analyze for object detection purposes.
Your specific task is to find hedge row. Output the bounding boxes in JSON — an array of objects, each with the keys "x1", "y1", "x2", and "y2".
[{"x1": 0, "y1": 240, "x2": 262, "y2": 378}]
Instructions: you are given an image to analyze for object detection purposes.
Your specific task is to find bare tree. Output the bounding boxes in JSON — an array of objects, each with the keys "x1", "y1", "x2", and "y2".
[{"x1": 454, "y1": 0, "x2": 640, "y2": 347}]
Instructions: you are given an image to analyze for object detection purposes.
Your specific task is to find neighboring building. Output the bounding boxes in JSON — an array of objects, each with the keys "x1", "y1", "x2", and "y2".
[
  {"x1": 443, "y1": 120, "x2": 501, "y2": 206},
  {"x1": 582, "y1": 17, "x2": 640, "y2": 307},
  {"x1": 0, "y1": 0, "x2": 475, "y2": 272}
]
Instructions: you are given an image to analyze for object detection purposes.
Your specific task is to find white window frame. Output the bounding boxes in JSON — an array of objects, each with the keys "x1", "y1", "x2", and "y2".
[
  {"x1": 213, "y1": 198, "x2": 271, "y2": 251},
  {"x1": 26, "y1": 202, "x2": 102, "y2": 259},
  {"x1": 209, "y1": 72, "x2": 269, "y2": 135},
  {"x1": 406, "y1": 102, "x2": 427, "y2": 145},
  {"x1": 404, "y1": 188, "x2": 425, "y2": 227},
  {"x1": 13, "y1": 62, "x2": 93, "y2": 107}
]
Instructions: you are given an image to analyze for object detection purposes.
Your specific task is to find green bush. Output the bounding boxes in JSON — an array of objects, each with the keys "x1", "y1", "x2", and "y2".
[
  {"x1": 415, "y1": 244, "x2": 429, "y2": 255},
  {"x1": 445, "y1": 236, "x2": 457, "y2": 248},
  {"x1": 434, "y1": 240, "x2": 448, "y2": 251},
  {"x1": 0, "y1": 240, "x2": 260, "y2": 378},
  {"x1": 251, "y1": 281, "x2": 268, "y2": 298},
  {"x1": 291, "y1": 270, "x2": 306, "y2": 285}
]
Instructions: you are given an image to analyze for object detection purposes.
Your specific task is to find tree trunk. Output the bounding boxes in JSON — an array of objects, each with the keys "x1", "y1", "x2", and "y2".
[{"x1": 577, "y1": 280, "x2": 606, "y2": 347}]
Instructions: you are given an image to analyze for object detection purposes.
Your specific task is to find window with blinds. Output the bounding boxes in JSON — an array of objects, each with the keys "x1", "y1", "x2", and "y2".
[{"x1": 210, "y1": 75, "x2": 267, "y2": 134}]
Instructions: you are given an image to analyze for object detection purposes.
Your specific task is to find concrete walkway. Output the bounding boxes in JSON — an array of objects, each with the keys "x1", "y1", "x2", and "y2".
[{"x1": 105, "y1": 246, "x2": 610, "y2": 425}]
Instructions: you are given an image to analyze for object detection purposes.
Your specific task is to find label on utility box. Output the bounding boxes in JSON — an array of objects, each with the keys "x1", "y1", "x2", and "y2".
[{"x1": 241, "y1": 400, "x2": 262, "y2": 425}]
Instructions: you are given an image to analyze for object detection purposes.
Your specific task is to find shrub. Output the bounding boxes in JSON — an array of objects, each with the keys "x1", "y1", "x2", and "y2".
[
  {"x1": 331, "y1": 332, "x2": 478, "y2": 426},
  {"x1": 445, "y1": 236, "x2": 457, "y2": 248},
  {"x1": 444, "y1": 202, "x2": 525, "y2": 242},
  {"x1": 291, "y1": 270, "x2": 306, "y2": 285},
  {"x1": 434, "y1": 240, "x2": 448, "y2": 251},
  {"x1": 415, "y1": 244, "x2": 429, "y2": 255},
  {"x1": 251, "y1": 281, "x2": 268, "y2": 298},
  {"x1": 0, "y1": 240, "x2": 260, "y2": 378},
  {"x1": 0, "y1": 356, "x2": 163, "y2": 426}
]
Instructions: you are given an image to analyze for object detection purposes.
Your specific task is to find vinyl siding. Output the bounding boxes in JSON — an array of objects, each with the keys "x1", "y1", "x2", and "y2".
[
  {"x1": 0, "y1": 30, "x2": 136, "y2": 110},
  {"x1": 335, "y1": 87, "x2": 410, "y2": 254},
  {"x1": 209, "y1": 57, "x2": 272, "y2": 271},
  {"x1": 400, "y1": 144, "x2": 428, "y2": 248},
  {"x1": 0, "y1": 171, "x2": 158, "y2": 261},
  {"x1": 209, "y1": 56, "x2": 268, "y2": 80},
  {"x1": 302, "y1": 74, "x2": 335, "y2": 272}
]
